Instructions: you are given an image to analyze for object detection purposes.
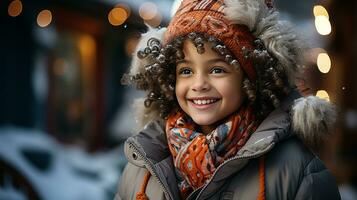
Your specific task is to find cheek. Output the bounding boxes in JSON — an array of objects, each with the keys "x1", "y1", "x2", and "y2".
[
  {"x1": 175, "y1": 80, "x2": 190, "y2": 113},
  {"x1": 218, "y1": 78, "x2": 244, "y2": 105},
  {"x1": 175, "y1": 80, "x2": 186, "y2": 101},
  {"x1": 217, "y1": 79, "x2": 242, "y2": 96},
  {"x1": 222, "y1": 86, "x2": 241, "y2": 103}
]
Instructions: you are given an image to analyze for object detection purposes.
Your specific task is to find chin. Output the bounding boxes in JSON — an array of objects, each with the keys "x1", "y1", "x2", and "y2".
[{"x1": 191, "y1": 116, "x2": 217, "y2": 126}]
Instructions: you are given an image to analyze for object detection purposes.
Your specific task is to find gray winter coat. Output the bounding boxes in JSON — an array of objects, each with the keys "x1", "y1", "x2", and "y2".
[{"x1": 115, "y1": 94, "x2": 341, "y2": 200}]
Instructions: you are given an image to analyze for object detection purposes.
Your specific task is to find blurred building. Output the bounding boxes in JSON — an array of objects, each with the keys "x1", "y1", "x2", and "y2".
[
  {"x1": 1, "y1": 0, "x2": 173, "y2": 151},
  {"x1": 276, "y1": 0, "x2": 357, "y2": 195},
  {"x1": 328, "y1": 0, "x2": 357, "y2": 190}
]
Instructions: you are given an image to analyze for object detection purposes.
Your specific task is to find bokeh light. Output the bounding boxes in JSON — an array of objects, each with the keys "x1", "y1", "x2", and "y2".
[
  {"x1": 139, "y1": 2, "x2": 158, "y2": 20},
  {"x1": 315, "y1": 15, "x2": 331, "y2": 35},
  {"x1": 144, "y1": 13, "x2": 162, "y2": 28},
  {"x1": 8, "y1": 0, "x2": 23, "y2": 17},
  {"x1": 316, "y1": 90, "x2": 330, "y2": 101},
  {"x1": 313, "y1": 5, "x2": 329, "y2": 19},
  {"x1": 78, "y1": 34, "x2": 96, "y2": 79},
  {"x1": 37, "y1": 10, "x2": 52, "y2": 27},
  {"x1": 78, "y1": 35, "x2": 96, "y2": 59},
  {"x1": 116, "y1": 3, "x2": 131, "y2": 17},
  {"x1": 317, "y1": 53, "x2": 331, "y2": 73},
  {"x1": 108, "y1": 6, "x2": 128, "y2": 26}
]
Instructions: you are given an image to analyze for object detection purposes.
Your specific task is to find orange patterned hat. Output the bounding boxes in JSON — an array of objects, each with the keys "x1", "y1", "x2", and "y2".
[{"x1": 164, "y1": 0, "x2": 258, "y2": 80}]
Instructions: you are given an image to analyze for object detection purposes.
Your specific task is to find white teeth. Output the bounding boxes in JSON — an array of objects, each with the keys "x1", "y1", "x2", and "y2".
[{"x1": 192, "y1": 99, "x2": 217, "y2": 105}]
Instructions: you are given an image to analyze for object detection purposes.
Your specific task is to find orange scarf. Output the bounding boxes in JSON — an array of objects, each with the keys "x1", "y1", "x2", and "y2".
[{"x1": 166, "y1": 104, "x2": 259, "y2": 198}]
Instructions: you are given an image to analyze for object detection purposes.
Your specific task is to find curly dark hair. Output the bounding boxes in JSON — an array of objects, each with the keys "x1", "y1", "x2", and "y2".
[{"x1": 122, "y1": 32, "x2": 292, "y2": 120}]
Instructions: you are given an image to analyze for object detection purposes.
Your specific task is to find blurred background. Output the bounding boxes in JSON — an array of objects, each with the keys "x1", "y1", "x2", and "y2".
[{"x1": 0, "y1": 0, "x2": 356, "y2": 199}]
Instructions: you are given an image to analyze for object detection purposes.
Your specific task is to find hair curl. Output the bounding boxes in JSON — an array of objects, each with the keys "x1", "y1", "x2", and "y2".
[{"x1": 122, "y1": 32, "x2": 292, "y2": 120}]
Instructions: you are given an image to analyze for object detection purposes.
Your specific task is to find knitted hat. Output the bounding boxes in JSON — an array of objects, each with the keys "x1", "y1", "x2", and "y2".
[
  {"x1": 127, "y1": 0, "x2": 337, "y2": 145},
  {"x1": 164, "y1": 0, "x2": 258, "y2": 80},
  {"x1": 131, "y1": 0, "x2": 306, "y2": 86}
]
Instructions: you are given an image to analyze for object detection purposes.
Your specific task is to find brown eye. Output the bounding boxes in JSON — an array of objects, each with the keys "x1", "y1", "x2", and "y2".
[
  {"x1": 211, "y1": 67, "x2": 226, "y2": 74},
  {"x1": 178, "y1": 68, "x2": 192, "y2": 75}
]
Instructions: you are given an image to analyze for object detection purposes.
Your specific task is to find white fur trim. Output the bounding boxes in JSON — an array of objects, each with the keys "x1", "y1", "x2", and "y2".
[
  {"x1": 255, "y1": 13, "x2": 306, "y2": 85},
  {"x1": 129, "y1": 26, "x2": 167, "y2": 129},
  {"x1": 292, "y1": 96, "x2": 337, "y2": 146},
  {"x1": 130, "y1": 26, "x2": 167, "y2": 75},
  {"x1": 223, "y1": 0, "x2": 306, "y2": 85},
  {"x1": 132, "y1": 98, "x2": 161, "y2": 131},
  {"x1": 224, "y1": 0, "x2": 267, "y2": 31}
]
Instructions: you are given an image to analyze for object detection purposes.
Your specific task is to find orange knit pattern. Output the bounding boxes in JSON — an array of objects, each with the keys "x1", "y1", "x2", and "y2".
[
  {"x1": 166, "y1": 103, "x2": 259, "y2": 198},
  {"x1": 164, "y1": 0, "x2": 257, "y2": 80}
]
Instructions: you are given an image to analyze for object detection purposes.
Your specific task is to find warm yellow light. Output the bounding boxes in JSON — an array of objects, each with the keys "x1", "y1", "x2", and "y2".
[
  {"x1": 139, "y1": 2, "x2": 158, "y2": 20},
  {"x1": 108, "y1": 7, "x2": 128, "y2": 26},
  {"x1": 317, "y1": 53, "x2": 331, "y2": 73},
  {"x1": 144, "y1": 13, "x2": 162, "y2": 28},
  {"x1": 313, "y1": 5, "x2": 329, "y2": 19},
  {"x1": 315, "y1": 15, "x2": 331, "y2": 35},
  {"x1": 316, "y1": 90, "x2": 330, "y2": 101},
  {"x1": 78, "y1": 34, "x2": 96, "y2": 81},
  {"x1": 8, "y1": 0, "x2": 23, "y2": 17},
  {"x1": 78, "y1": 35, "x2": 96, "y2": 59},
  {"x1": 37, "y1": 10, "x2": 52, "y2": 27},
  {"x1": 115, "y1": 3, "x2": 131, "y2": 18}
]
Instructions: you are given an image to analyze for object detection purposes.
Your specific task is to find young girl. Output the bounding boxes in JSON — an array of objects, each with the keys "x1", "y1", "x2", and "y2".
[{"x1": 115, "y1": 0, "x2": 341, "y2": 199}]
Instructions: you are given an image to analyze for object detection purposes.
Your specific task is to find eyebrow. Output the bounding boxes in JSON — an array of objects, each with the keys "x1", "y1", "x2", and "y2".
[{"x1": 176, "y1": 58, "x2": 227, "y2": 65}]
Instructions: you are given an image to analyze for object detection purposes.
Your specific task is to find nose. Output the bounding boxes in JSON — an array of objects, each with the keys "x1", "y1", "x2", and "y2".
[{"x1": 191, "y1": 74, "x2": 210, "y2": 92}]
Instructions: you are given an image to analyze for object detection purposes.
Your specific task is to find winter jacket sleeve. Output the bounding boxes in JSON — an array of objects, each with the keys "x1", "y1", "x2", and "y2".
[
  {"x1": 114, "y1": 193, "x2": 122, "y2": 200},
  {"x1": 115, "y1": 163, "x2": 131, "y2": 200},
  {"x1": 115, "y1": 163, "x2": 144, "y2": 200},
  {"x1": 294, "y1": 156, "x2": 341, "y2": 200}
]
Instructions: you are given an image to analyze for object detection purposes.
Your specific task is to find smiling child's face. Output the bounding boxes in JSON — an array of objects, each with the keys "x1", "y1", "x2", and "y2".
[{"x1": 175, "y1": 40, "x2": 245, "y2": 134}]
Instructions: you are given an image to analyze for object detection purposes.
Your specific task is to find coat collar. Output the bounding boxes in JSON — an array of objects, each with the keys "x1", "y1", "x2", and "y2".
[{"x1": 124, "y1": 91, "x2": 300, "y2": 199}]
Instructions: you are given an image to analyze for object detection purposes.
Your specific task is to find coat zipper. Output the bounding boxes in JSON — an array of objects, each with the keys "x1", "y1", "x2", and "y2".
[
  {"x1": 128, "y1": 142, "x2": 174, "y2": 200},
  {"x1": 187, "y1": 143, "x2": 275, "y2": 200},
  {"x1": 129, "y1": 139, "x2": 275, "y2": 200}
]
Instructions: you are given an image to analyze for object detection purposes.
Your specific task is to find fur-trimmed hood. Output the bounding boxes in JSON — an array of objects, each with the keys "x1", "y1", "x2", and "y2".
[
  {"x1": 224, "y1": 0, "x2": 306, "y2": 86},
  {"x1": 126, "y1": 0, "x2": 337, "y2": 147},
  {"x1": 129, "y1": 26, "x2": 167, "y2": 129}
]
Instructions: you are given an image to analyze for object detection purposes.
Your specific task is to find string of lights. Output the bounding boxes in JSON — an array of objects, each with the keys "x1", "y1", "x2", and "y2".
[{"x1": 313, "y1": 4, "x2": 333, "y2": 101}]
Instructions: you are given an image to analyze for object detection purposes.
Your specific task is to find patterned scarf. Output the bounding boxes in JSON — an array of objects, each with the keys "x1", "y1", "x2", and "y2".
[{"x1": 165, "y1": 103, "x2": 259, "y2": 198}]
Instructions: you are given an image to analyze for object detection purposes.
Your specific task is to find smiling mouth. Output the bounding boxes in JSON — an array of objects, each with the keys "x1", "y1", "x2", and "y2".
[{"x1": 188, "y1": 98, "x2": 220, "y2": 105}]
